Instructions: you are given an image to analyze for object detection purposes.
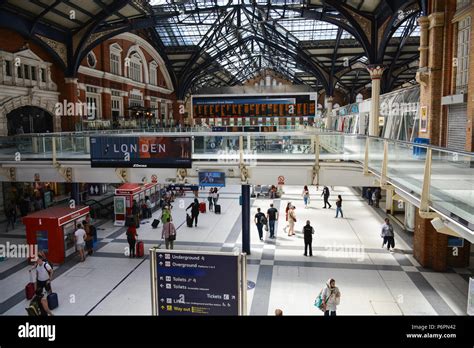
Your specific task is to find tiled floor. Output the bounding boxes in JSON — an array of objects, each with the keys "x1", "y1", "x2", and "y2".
[{"x1": 0, "y1": 185, "x2": 472, "y2": 316}]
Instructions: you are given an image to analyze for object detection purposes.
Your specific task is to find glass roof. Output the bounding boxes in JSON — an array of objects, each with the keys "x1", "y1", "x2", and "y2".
[{"x1": 150, "y1": 0, "x2": 422, "y2": 93}]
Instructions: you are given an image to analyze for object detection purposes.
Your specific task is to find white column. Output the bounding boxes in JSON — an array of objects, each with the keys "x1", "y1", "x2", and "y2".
[
  {"x1": 324, "y1": 96, "x2": 333, "y2": 129},
  {"x1": 366, "y1": 65, "x2": 386, "y2": 136},
  {"x1": 404, "y1": 202, "x2": 416, "y2": 232}
]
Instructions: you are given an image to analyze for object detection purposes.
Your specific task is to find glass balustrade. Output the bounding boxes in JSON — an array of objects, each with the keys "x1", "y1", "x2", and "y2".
[{"x1": 0, "y1": 131, "x2": 472, "y2": 230}]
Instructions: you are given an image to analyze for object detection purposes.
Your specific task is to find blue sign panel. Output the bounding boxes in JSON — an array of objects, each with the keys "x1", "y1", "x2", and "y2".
[
  {"x1": 156, "y1": 251, "x2": 239, "y2": 315},
  {"x1": 198, "y1": 172, "x2": 226, "y2": 187}
]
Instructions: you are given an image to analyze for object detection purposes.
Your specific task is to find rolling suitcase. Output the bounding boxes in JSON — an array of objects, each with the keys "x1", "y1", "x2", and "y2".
[
  {"x1": 47, "y1": 292, "x2": 58, "y2": 310},
  {"x1": 214, "y1": 205, "x2": 221, "y2": 214},
  {"x1": 136, "y1": 241, "x2": 144, "y2": 257},
  {"x1": 199, "y1": 202, "x2": 206, "y2": 213},
  {"x1": 151, "y1": 219, "x2": 160, "y2": 229},
  {"x1": 25, "y1": 272, "x2": 35, "y2": 300},
  {"x1": 186, "y1": 213, "x2": 193, "y2": 227}
]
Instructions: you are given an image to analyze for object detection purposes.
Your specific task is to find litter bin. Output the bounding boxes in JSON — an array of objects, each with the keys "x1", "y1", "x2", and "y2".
[{"x1": 413, "y1": 137, "x2": 429, "y2": 156}]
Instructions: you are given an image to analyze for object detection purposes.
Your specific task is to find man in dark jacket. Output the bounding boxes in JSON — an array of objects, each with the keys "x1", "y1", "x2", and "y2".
[
  {"x1": 186, "y1": 199, "x2": 200, "y2": 227},
  {"x1": 303, "y1": 220, "x2": 314, "y2": 256},
  {"x1": 321, "y1": 186, "x2": 332, "y2": 209}
]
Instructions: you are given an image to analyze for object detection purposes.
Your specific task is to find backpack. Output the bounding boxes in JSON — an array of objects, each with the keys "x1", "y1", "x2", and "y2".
[
  {"x1": 26, "y1": 299, "x2": 41, "y2": 316},
  {"x1": 314, "y1": 288, "x2": 330, "y2": 312},
  {"x1": 259, "y1": 214, "x2": 268, "y2": 225}
]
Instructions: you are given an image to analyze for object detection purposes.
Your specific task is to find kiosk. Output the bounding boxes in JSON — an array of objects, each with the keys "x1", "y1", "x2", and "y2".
[
  {"x1": 114, "y1": 182, "x2": 160, "y2": 226},
  {"x1": 23, "y1": 205, "x2": 90, "y2": 264}
]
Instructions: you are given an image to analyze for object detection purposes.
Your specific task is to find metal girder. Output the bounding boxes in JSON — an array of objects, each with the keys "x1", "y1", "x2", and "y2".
[
  {"x1": 377, "y1": 2, "x2": 420, "y2": 62},
  {"x1": 179, "y1": 34, "x2": 327, "y2": 99},
  {"x1": 29, "y1": 0, "x2": 63, "y2": 36},
  {"x1": 0, "y1": 8, "x2": 68, "y2": 69},
  {"x1": 382, "y1": 14, "x2": 419, "y2": 92},
  {"x1": 71, "y1": 0, "x2": 130, "y2": 75}
]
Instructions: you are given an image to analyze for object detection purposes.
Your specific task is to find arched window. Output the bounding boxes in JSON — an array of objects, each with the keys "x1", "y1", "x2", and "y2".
[
  {"x1": 128, "y1": 53, "x2": 142, "y2": 82},
  {"x1": 110, "y1": 43, "x2": 122, "y2": 75},
  {"x1": 149, "y1": 61, "x2": 158, "y2": 85}
]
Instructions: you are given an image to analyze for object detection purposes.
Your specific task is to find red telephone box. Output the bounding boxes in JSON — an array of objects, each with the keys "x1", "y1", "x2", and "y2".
[
  {"x1": 114, "y1": 182, "x2": 160, "y2": 226},
  {"x1": 23, "y1": 205, "x2": 90, "y2": 264}
]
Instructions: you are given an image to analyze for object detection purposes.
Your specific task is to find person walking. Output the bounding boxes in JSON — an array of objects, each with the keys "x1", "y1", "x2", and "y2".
[
  {"x1": 29, "y1": 255, "x2": 53, "y2": 293},
  {"x1": 254, "y1": 208, "x2": 266, "y2": 241},
  {"x1": 335, "y1": 195, "x2": 343, "y2": 218},
  {"x1": 266, "y1": 203, "x2": 279, "y2": 239},
  {"x1": 207, "y1": 188, "x2": 214, "y2": 212},
  {"x1": 132, "y1": 200, "x2": 140, "y2": 227},
  {"x1": 74, "y1": 223, "x2": 86, "y2": 262},
  {"x1": 186, "y1": 199, "x2": 200, "y2": 227},
  {"x1": 321, "y1": 278, "x2": 341, "y2": 316},
  {"x1": 212, "y1": 188, "x2": 219, "y2": 207},
  {"x1": 303, "y1": 220, "x2": 314, "y2": 256},
  {"x1": 288, "y1": 206, "x2": 296, "y2": 236},
  {"x1": 367, "y1": 188, "x2": 373, "y2": 206},
  {"x1": 162, "y1": 220, "x2": 177, "y2": 250},
  {"x1": 5, "y1": 202, "x2": 17, "y2": 232},
  {"x1": 302, "y1": 185, "x2": 310, "y2": 208},
  {"x1": 381, "y1": 218, "x2": 395, "y2": 252},
  {"x1": 82, "y1": 220, "x2": 94, "y2": 256},
  {"x1": 145, "y1": 196, "x2": 153, "y2": 218},
  {"x1": 126, "y1": 222, "x2": 138, "y2": 258},
  {"x1": 284, "y1": 202, "x2": 292, "y2": 232},
  {"x1": 321, "y1": 186, "x2": 332, "y2": 209},
  {"x1": 374, "y1": 188, "x2": 382, "y2": 208},
  {"x1": 19, "y1": 194, "x2": 30, "y2": 217},
  {"x1": 160, "y1": 205, "x2": 172, "y2": 225}
]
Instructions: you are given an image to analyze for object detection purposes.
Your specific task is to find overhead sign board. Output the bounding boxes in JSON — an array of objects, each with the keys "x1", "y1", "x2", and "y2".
[
  {"x1": 90, "y1": 136, "x2": 192, "y2": 168},
  {"x1": 151, "y1": 249, "x2": 247, "y2": 316}
]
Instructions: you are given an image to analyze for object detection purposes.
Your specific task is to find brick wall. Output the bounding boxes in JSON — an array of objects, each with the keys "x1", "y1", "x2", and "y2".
[{"x1": 414, "y1": 208, "x2": 448, "y2": 271}]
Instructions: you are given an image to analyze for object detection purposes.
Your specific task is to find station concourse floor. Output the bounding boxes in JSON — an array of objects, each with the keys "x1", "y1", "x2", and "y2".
[{"x1": 0, "y1": 186, "x2": 472, "y2": 316}]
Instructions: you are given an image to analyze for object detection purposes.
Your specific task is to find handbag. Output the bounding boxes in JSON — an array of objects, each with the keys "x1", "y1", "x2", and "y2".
[
  {"x1": 168, "y1": 233, "x2": 176, "y2": 241},
  {"x1": 314, "y1": 288, "x2": 330, "y2": 312}
]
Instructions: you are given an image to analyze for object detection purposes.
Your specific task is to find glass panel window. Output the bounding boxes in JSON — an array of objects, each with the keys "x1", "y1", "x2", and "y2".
[
  {"x1": 40, "y1": 68, "x2": 46, "y2": 82},
  {"x1": 24, "y1": 64, "x2": 29, "y2": 79},
  {"x1": 31, "y1": 66, "x2": 36, "y2": 80},
  {"x1": 5, "y1": 60, "x2": 11, "y2": 76},
  {"x1": 17, "y1": 65, "x2": 23, "y2": 78},
  {"x1": 110, "y1": 53, "x2": 120, "y2": 75},
  {"x1": 456, "y1": 16, "x2": 471, "y2": 93}
]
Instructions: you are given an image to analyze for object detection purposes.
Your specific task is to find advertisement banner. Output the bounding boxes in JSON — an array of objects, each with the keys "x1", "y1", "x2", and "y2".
[
  {"x1": 90, "y1": 136, "x2": 192, "y2": 168},
  {"x1": 198, "y1": 172, "x2": 225, "y2": 187},
  {"x1": 114, "y1": 196, "x2": 126, "y2": 215}
]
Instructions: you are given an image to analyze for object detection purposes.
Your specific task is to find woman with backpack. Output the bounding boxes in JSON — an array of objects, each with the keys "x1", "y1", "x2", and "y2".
[
  {"x1": 27, "y1": 288, "x2": 53, "y2": 316},
  {"x1": 126, "y1": 222, "x2": 138, "y2": 258},
  {"x1": 321, "y1": 278, "x2": 341, "y2": 316},
  {"x1": 302, "y1": 186, "x2": 310, "y2": 208},
  {"x1": 162, "y1": 220, "x2": 177, "y2": 250}
]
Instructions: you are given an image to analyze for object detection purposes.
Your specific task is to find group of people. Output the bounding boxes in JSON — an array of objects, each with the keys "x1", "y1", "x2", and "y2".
[
  {"x1": 300, "y1": 186, "x2": 343, "y2": 218},
  {"x1": 366, "y1": 187, "x2": 382, "y2": 208},
  {"x1": 254, "y1": 203, "x2": 279, "y2": 241},
  {"x1": 73, "y1": 220, "x2": 96, "y2": 262}
]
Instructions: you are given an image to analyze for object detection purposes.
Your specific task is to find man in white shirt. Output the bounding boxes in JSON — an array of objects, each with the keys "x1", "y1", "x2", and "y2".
[
  {"x1": 29, "y1": 256, "x2": 53, "y2": 293},
  {"x1": 74, "y1": 224, "x2": 87, "y2": 262}
]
